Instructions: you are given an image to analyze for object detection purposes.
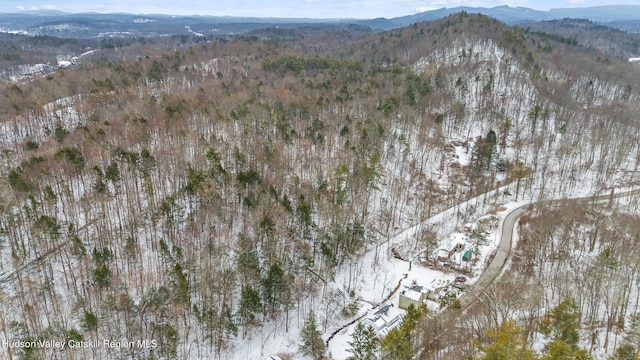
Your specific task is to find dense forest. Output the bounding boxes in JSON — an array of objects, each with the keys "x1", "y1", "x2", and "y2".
[
  {"x1": 523, "y1": 18, "x2": 640, "y2": 59},
  {"x1": 0, "y1": 12, "x2": 639, "y2": 360}
]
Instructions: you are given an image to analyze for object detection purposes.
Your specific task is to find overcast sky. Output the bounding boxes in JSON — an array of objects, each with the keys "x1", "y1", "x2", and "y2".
[{"x1": 2, "y1": 0, "x2": 638, "y2": 19}]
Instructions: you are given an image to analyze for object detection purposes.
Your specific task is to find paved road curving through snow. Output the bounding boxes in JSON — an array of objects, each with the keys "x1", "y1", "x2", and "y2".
[
  {"x1": 460, "y1": 205, "x2": 526, "y2": 308},
  {"x1": 415, "y1": 187, "x2": 640, "y2": 359},
  {"x1": 460, "y1": 187, "x2": 640, "y2": 309}
]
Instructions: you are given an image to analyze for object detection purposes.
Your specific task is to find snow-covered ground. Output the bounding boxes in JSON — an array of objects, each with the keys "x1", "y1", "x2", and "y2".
[{"x1": 0, "y1": 30, "x2": 638, "y2": 360}]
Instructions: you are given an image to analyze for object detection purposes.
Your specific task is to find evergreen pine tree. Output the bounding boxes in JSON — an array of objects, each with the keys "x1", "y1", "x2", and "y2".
[
  {"x1": 511, "y1": 162, "x2": 530, "y2": 200},
  {"x1": 380, "y1": 304, "x2": 426, "y2": 360},
  {"x1": 381, "y1": 326, "x2": 413, "y2": 360},
  {"x1": 539, "y1": 298, "x2": 593, "y2": 359},
  {"x1": 541, "y1": 339, "x2": 591, "y2": 360},
  {"x1": 540, "y1": 298, "x2": 581, "y2": 349},
  {"x1": 485, "y1": 129, "x2": 498, "y2": 166},
  {"x1": 263, "y1": 262, "x2": 286, "y2": 313},
  {"x1": 347, "y1": 322, "x2": 380, "y2": 360},
  {"x1": 238, "y1": 285, "x2": 262, "y2": 335},
  {"x1": 477, "y1": 319, "x2": 538, "y2": 360},
  {"x1": 471, "y1": 135, "x2": 498, "y2": 171},
  {"x1": 301, "y1": 311, "x2": 326, "y2": 360},
  {"x1": 608, "y1": 344, "x2": 637, "y2": 360},
  {"x1": 171, "y1": 262, "x2": 190, "y2": 306}
]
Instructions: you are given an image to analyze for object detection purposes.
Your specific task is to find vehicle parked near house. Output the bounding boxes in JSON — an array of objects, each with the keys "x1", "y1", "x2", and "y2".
[{"x1": 454, "y1": 275, "x2": 467, "y2": 289}]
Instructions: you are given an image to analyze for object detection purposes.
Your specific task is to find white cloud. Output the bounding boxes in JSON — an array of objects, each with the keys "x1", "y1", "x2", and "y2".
[
  {"x1": 391, "y1": 0, "x2": 417, "y2": 5},
  {"x1": 29, "y1": 5, "x2": 60, "y2": 11},
  {"x1": 16, "y1": 6, "x2": 25, "y2": 11},
  {"x1": 416, "y1": 6, "x2": 438, "y2": 12},
  {"x1": 412, "y1": 0, "x2": 527, "y2": 9}
]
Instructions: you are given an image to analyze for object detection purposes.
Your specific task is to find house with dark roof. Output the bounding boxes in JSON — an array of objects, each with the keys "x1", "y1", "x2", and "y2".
[{"x1": 360, "y1": 304, "x2": 404, "y2": 337}]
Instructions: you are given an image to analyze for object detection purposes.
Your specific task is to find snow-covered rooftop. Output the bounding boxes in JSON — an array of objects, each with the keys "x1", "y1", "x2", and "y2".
[
  {"x1": 402, "y1": 288, "x2": 424, "y2": 301},
  {"x1": 362, "y1": 304, "x2": 405, "y2": 336}
]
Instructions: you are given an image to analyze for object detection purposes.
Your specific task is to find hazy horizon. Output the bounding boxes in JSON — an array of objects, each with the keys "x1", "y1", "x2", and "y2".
[{"x1": 2, "y1": 1, "x2": 640, "y2": 20}]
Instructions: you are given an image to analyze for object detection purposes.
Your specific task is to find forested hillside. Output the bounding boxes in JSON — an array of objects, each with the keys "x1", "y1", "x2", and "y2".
[
  {"x1": 0, "y1": 12, "x2": 638, "y2": 360},
  {"x1": 523, "y1": 18, "x2": 640, "y2": 60}
]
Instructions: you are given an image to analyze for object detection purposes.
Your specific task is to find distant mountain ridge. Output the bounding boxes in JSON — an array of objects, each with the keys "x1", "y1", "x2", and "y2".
[
  {"x1": 1, "y1": 5, "x2": 640, "y2": 38},
  {"x1": 356, "y1": 5, "x2": 640, "y2": 30}
]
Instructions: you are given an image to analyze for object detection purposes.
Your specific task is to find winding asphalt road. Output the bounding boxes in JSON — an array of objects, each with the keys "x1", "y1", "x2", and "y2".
[
  {"x1": 459, "y1": 205, "x2": 526, "y2": 308},
  {"x1": 460, "y1": 187, "x2": 640, "y2": 310},
  {"x1": 415, "y1": 188, "x2": 640, "y2": 359}
]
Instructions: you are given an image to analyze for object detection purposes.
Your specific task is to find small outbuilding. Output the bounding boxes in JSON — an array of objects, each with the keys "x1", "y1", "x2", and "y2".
[{"x1": 462, "y1": 250, "x2": 472, "y2": 261}]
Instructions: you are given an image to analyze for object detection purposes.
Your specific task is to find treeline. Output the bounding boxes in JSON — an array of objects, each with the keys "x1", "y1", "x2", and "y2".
[
  {"x1": 525, "y1": 29, "x2": 579, "y2": 46},
  {"x1": 262, "y1": 55, "x2": 362, "y2": 73}
]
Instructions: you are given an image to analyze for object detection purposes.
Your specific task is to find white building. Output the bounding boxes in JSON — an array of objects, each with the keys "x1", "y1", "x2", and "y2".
[
  {"x1": 399, "y1": 285, "x2": 428, "y2": 310},
  {"x1": 361, "y1": 304, "x2": 405, "y2": 337}
]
